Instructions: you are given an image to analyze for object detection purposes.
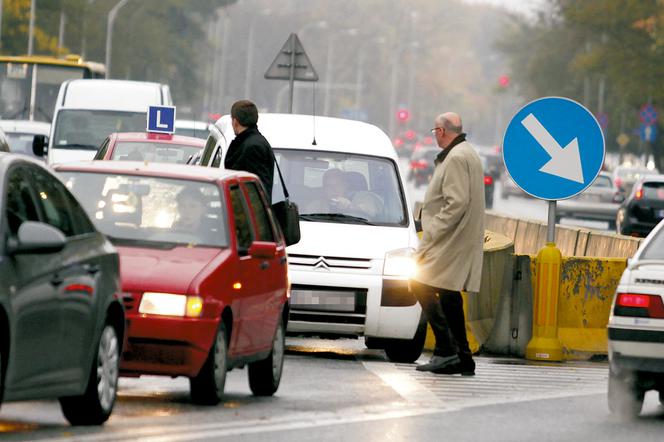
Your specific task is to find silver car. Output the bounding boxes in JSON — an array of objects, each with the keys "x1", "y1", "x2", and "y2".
[{"x1": 557, "y1": 172, "x2": 623, "y2": 229}]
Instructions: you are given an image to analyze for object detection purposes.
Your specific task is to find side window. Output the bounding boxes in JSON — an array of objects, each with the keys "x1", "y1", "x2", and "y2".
[
  {"x1": 200, "y1": 135, "x2": 217, "y2": 166},
  {"x1": 5, "y1": 167, "x2": 40, "y2": 236},
  {"x1": 63, "y1": 188, "x2": 96, "y2": 235},
  {"x1": 94, "y1": 137, "x2": 110, "y2": 160},
  {"x1": 211, "y1": 146, "x2": 223, "y2": 168},
  {"x1": 229, "y1": 185, "x2": 253, "y2": 251},
  {"x1": 245, "y1": 182, "x2": 275, "y2": 242},
  {"x1": 27, "y1": 167, "x2": 76, "y2": 237}
]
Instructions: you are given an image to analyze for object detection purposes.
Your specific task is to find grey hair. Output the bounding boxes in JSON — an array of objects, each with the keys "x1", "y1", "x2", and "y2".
[{"x1": 440, "y1": 117, "x2": 462, "y2": 133}]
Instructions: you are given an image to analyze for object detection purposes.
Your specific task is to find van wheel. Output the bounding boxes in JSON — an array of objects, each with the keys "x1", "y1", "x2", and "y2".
[
  {"x1": 383, "y1": 318, "x2": 427, "y2": 363},
  {"x1": 608, "y1": 370, "x2": 643, "y2": 418},
  {"x1": 60, "y1": 324, "x2": 119, "y2": 425},
  {"x1": 190, "y1": 323, "x2": 228, "y2": 405},
  {"x1": 248, "y1": 319, "x2": 285, "y2": 396}
]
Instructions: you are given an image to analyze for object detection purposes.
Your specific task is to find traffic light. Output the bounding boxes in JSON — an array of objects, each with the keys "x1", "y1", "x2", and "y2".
[
  {"x1": 396, "y1": 108, "x2": 410, "y2": 122},
  {"x1": 405, "y1": 130, "x2": 416, "y2": 141},
  {"x1": 498, "y1": 75, "x2": 510, "y2": 89}
]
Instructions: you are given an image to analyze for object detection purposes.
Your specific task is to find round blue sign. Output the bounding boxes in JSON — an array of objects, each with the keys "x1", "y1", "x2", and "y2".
[{"x1": 502, "y1": 97, "x2": 605, "y2": 200}]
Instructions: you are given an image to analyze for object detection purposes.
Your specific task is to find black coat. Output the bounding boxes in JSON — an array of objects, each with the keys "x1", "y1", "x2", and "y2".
[{"x1": 224, "y1": 126, "x2": 274, "y2": 201}]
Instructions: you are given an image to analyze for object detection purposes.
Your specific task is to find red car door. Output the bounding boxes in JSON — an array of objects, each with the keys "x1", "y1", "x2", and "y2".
[
  {"x1": 228, "y1": 183, "x2": 265, "y2": 355},
  {"x1": 242, "y1": 180, "x2": 287, "y2": 352}
]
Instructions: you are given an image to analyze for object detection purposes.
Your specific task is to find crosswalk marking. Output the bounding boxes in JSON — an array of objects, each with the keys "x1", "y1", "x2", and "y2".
[{"x1": 364, "y1": 357, "x2": 608, "y2": 409}]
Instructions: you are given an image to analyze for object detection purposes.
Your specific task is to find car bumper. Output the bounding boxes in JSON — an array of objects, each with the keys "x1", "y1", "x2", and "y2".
[
  {"x1": 287, "y1": 269, "x2": 421, "y2": 340},
  {"x1": 624, "y1": 217, "x2": 659, "y2": 236},
  {"x1": 120, "y1": 314, "x2": 218, "y2": 377},
  {"x1": 557, "y1": 202, "x2": 619, "y2": 221}
]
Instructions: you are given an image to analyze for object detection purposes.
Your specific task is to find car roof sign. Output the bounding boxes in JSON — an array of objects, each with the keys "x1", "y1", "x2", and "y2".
[{"x1": 147, "y1": 105, "x2": 176, "y2": 135}]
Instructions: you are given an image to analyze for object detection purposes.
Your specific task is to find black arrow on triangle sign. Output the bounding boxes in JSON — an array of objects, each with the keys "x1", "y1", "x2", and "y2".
[
  {"x1": 265, "y1": 33, "x2": 318, "y2": 114},
  {"x1": 265, "y1": 33, "x2": 319, "y2": 81}
]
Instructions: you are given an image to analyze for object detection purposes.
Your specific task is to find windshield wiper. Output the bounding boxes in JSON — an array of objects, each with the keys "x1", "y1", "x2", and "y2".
[
  {"x1": 299, "y1": 213, "x2": 374, "y2": 225},
  {"x1": 55, "y1": 143, "x2": 99, "y2": 151},
  {"x1": 106, "y1": 236, "x2": 178, "y2": 250}
]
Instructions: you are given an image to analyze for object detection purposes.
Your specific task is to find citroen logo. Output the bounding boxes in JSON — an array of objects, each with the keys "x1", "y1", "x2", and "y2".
[{"x1": 313, "y1": 257, "x2": 330, "y2": 271}]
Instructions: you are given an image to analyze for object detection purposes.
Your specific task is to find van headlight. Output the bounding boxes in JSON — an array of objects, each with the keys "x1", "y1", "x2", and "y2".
[
  {"x1": 383, "y1": 248, "x2": 417, "y2": 278},
  {"x1": 139, "y1": 292, "x2": 203, "y2": 317}
]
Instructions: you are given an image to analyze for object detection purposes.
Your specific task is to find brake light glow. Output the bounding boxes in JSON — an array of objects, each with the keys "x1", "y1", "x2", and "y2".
[
  {"x1": 615, "y1": 293, "x2": 664, "y2": 318},
  {"x1": 617, "y1": 293, "x2": 650, "y2": 308},
  {"x1": 410, "y1": 160, "x2": 428, "y2": 170},
  {"x1": 635, "y1": 185, "x2": 644, "y2": 200},
  {"x1": 615, "y1": 177, "x2": 623, "y2": 188},
  {"x1": 484, "y1": 175, "x2": 494, "y2": 186}
]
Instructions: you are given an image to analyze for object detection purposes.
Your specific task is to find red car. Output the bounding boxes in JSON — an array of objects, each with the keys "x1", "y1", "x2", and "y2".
[
  {"x1": 93, "y1": 132, "x2": 205, "y2": 164},
  {"x1": 55, "y1": 161, "x2": 289, "y2": 404}
]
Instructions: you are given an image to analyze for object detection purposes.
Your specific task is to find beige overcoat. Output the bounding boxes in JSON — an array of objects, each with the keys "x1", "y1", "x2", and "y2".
[{"x1": 413, "y1": 140, "x2": 485, "y2": 292}]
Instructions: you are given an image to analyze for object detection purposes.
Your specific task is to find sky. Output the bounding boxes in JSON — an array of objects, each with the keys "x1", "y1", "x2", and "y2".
[{"x1": 463, "y1": 0, "x2": 547, "y2": 17}]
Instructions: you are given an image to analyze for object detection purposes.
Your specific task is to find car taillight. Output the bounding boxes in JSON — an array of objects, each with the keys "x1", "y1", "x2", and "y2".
[
  {"x1": 615, "y1": 293, "x2": 664, "y2": 318},
  {"x1": 615, "y1": 177, "x2": 623, "y2": 189},
  {"x1": 484, "y1": 175, "x2": 493, "y2": 185},
  {"x1": 634, "y1": 185, "x2": 644, "y2": 200},
  {"x1": 410, "y1": 160, "x2": 428, "y2": 170}
]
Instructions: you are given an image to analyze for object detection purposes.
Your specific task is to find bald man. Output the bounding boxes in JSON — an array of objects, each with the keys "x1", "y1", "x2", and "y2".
[{"x1": 410, "y1": 112, "x2": 485, "y2": 375}]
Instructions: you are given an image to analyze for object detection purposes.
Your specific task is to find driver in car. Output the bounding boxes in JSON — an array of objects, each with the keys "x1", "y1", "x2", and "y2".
[
  {"x1": 306, "y1": 169, "x2": 382, "y2": 219},
  {"x1": 173, "y1": 187, "x2": 208, "y2": 232}
]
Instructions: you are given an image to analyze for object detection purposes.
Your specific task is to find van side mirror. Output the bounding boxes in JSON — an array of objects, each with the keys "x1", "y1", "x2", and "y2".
[
  {"x1": 32, "y1": 135, "x2": 47, "y2": 157},
  {"x1": 413, "y1": 201, "x2": 423, "y2": 233}
]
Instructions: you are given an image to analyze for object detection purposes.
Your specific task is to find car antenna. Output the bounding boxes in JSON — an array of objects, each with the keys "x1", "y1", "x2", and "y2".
[{"x1": 311, "y1": 82, "x2": 317, "y2": 146}]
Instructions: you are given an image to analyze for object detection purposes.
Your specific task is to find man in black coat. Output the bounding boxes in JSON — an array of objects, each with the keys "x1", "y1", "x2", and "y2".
[{"x1": 225, "y1": 100, "x2": 274, "y2": 201}]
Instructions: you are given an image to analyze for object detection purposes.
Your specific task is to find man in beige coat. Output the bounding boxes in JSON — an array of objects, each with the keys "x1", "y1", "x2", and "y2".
[{"x1": 411, "y1": 112, "x2": 484, "y2": 375}]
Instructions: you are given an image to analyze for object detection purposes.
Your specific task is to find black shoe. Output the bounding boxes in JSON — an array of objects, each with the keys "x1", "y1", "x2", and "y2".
[
  {"x1": 415, "y1": 354, "x2": 460, "y2": 372},
  {"x1": 434, "y1": 360, "x2": 476, "y2": 376}
]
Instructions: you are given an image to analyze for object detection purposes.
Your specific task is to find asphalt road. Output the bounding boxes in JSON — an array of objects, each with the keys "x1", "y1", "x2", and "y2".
[{"x1": 2, "y1": 338, "x2": 662, "y2": 441}]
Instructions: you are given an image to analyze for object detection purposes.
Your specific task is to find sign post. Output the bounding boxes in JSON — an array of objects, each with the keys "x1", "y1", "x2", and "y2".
[
  {"x1": 265, "y1": 33, "x2": 319, "y2": 113},
  {"x1": 503, "y1": 96, "x2": 605, "y2": 362}
]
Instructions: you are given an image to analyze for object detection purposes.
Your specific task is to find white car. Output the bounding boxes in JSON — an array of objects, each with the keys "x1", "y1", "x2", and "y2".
[
  {"x1": 175, "y1": 119, "x2": 211, "y2": 139},
  {"x1": 199, "y1": 113, "x2": 426, "y2": 362},
  {"x1": 607, "y1": 218, "x2": 664, "y2": 417},
  {"x1": 0, "y1": 119, "x2": 49, "y2": 160}
]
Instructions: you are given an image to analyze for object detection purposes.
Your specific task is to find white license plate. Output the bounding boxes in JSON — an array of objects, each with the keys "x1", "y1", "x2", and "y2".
[{"x1": 290, "y1": 289, "x2": 356, "y2": 312}]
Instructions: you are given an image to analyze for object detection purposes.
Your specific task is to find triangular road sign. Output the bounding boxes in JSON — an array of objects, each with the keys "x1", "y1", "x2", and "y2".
[{"x1": 265, "y1": 33, "x2": 319, "y2": 81}]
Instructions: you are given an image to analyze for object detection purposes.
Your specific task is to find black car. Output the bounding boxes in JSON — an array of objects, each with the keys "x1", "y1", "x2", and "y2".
[
  {"x1": 0, "y1": 154, "x2": 124, "y2": 425},
  {"x1": 407, "y1": 147, "x2": 438, "y2": 188},
  {"x1": 616, "y1": 175, "x2": 664, "y2": 237}
]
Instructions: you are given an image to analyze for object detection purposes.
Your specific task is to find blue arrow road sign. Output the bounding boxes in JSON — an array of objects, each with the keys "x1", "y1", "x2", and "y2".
[
  {"x1": 503, "y1": 97, "x2": 605, "y2": 200},
  {"x1": 640, "y1": 124, "x2": 658, "y2": 143},
  {"x1": 147, "y1": 105, "x2": 176, "y2": 134}
]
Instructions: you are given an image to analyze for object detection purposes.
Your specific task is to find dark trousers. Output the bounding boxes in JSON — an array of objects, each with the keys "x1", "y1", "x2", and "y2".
[{"x1": 411, "y1": 280, "x2": 473, "y2": 361}]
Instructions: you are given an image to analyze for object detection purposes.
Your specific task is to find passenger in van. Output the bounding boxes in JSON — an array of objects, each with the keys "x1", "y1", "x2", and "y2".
[{"x1": 306, "y1": 168, "x2": 382, "y2": 219}]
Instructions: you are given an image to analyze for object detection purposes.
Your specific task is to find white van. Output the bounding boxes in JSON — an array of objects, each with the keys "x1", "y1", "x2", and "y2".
[
  {"x1": 41, "y1": 79, "x2": 172, "y2": 165},
  {"x1": 198, "y1": 113, "x2": 425, "y2": 362}
]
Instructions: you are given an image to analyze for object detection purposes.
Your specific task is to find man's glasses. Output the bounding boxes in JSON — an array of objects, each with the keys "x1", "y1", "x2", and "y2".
[{"x1": 430, "y1": 127, "x2": 444, "y2": 134}]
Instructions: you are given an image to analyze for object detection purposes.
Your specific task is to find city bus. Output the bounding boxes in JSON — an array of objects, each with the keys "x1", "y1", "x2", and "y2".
[{"x1": 0, "y1": 55, "x2": 105, "y2": 123}]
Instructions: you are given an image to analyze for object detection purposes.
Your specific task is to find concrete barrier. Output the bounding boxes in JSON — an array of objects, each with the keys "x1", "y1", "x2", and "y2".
[{"x1": 486, "y1": 211, "x2": 642, "y2": 258}]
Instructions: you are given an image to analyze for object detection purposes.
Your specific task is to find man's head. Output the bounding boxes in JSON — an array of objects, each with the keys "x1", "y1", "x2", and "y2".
[
  {"x1": 322, "y1": 168, "x2": 348, "y2": 199},
  {"x1": 231, "y1": 100, "x2": 259, "y2": 135},
  {"x1": 432, "y1": 112, "x2": 463, "y2": 149},
  {"x1": 176, "y1": 187, "x2": 207, "y2": 229}
]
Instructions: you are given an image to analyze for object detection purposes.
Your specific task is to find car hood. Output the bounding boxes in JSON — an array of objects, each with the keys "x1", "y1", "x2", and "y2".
[
  {"x1": 50, "y1": 147, "x2": 97, "y2": 165},
  {"x1": 287, "y1": 221, "x2": 417, "y2": 260},
  {"x1": 118, "y1": 245, "x2": 222, "y2": 294}
]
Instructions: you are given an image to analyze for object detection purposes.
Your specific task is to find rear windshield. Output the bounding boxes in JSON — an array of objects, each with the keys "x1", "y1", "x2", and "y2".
[
  {"x1": 641, "y1": 223, "x2": 664, "y2": 260},
  {"x1": 53, "y1": 109, "x2": 145, "y2": 150},
  {"x1": 111, "y1": 141, "x2": 201, "y2": 164},
  {"x1": 642, "y1": 182, "x2": 664, "y2": 200},
  {"x1": 59, "y1": 171, "x2": 228, "y2": 247}
]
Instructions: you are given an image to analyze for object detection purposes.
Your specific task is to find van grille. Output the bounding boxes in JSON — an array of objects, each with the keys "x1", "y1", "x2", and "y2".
[{"x1": 288, "y1": 253, "x2": 372, "y2": 271}]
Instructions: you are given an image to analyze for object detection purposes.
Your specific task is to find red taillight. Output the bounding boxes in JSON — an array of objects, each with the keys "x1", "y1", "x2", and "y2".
[
  {"x1": 617, "y1": 293, "x2": 650, "y2": 308},
  {"x1": 410, "y1": 160, "x2": 428, "y2": 170},
  {"x1": 635, "y1": 185, "x2": 644, "y2": 200},
  {"x1": 616, "y1": 293, "x2": 664, "y2": 318},
  {"x1": 484, "y1": 175, "x2": 493, "y2": 185}
]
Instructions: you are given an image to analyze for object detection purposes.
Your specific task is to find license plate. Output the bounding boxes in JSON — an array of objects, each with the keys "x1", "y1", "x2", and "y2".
[{"x1": 290, "y1": 289, "x2": 356, "y2": 312}]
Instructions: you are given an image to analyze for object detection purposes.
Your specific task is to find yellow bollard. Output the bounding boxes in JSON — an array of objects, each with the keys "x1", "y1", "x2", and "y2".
[{"x1": 526, "y1": 242, "x2": 564, "y2": 361}]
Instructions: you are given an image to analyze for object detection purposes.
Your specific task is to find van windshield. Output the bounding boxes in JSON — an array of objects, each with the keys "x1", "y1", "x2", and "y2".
[
  {"x1": 53, "y1": 109, "x2": 145, "y2": 150},
  {"x1": 272, "y1": 149, "x2": 408, "y2": 226}
]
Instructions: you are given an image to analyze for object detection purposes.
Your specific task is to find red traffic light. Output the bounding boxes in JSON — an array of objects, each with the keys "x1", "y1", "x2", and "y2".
[
  {"x1": 405, "y1": 130, "x2": 416, "y2": 140},
  {"x1": 498, "y1": 75, "x2": 510, "y2": 88},
  {"x1": 396, "y1": 109, "x2": 410, "y2": 122}
]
